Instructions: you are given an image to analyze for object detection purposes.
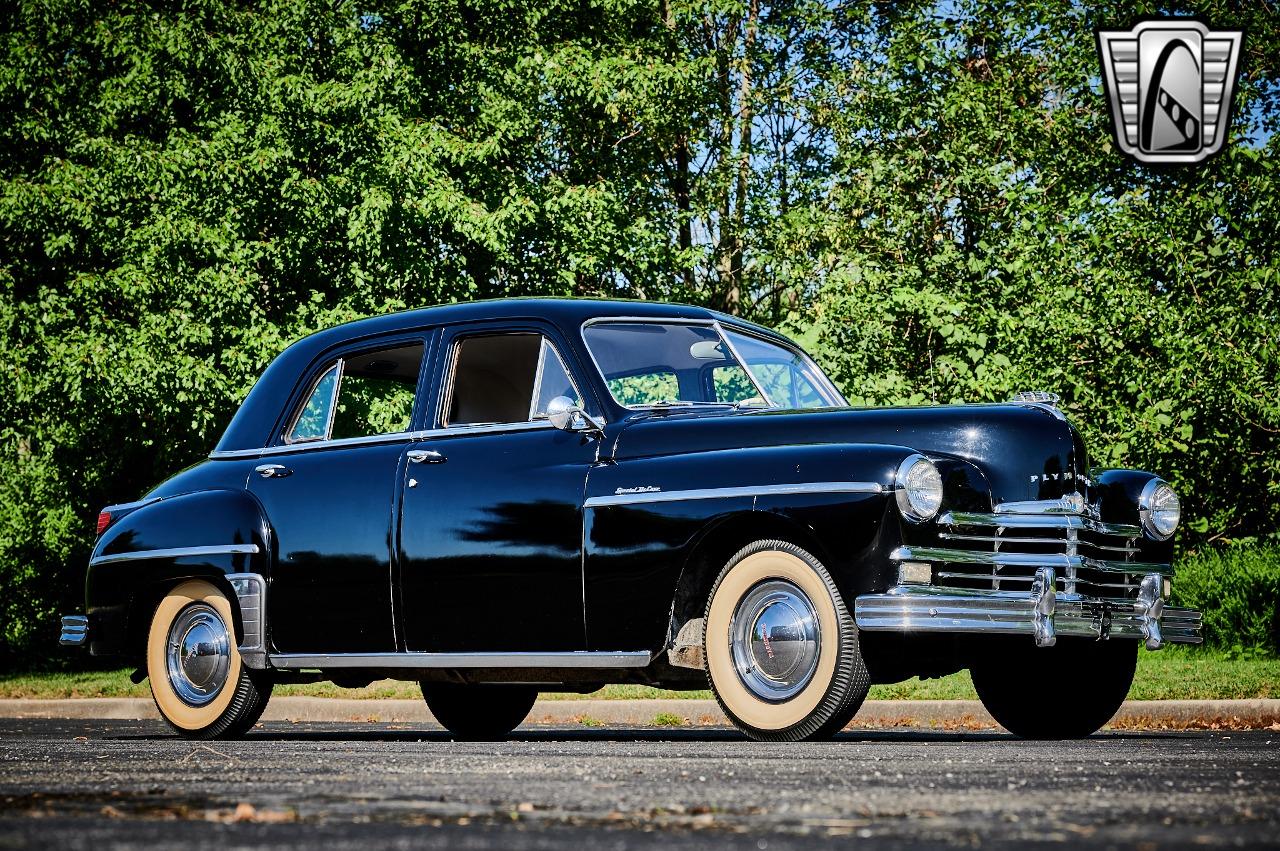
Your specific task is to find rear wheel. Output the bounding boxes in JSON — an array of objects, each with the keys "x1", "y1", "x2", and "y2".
[
  {"x1": 146, "y1": 580, "x2": 272, "y2": 739},
  {"x1": 421, "y1": 683, "x2": 538, "y2": 740},
  {"x1": 971, "y1": 638, "x2": 1137, "y2": 739},
  {"x1": 703, "y1": 540, "x2": 869, "y2": 742}
]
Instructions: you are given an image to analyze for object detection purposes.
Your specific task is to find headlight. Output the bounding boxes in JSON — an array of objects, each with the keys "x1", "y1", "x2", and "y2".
[
  {"x1": 1139, "y1": 480, "x2": 1180, "y2": 540},
  {"x1": 895, "y1": 455, "x2": 943, "y2": 522}
]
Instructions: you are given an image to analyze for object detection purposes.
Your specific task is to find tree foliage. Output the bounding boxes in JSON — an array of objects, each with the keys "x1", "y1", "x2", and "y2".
[{"x1": 0, "y1": 0, "x2": 1276, "y2": 662}]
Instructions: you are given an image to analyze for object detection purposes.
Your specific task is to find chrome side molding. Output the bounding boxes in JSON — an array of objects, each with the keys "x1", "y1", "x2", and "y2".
[
  {"x1": 269, "y1": 651, "x2": 652, "y2": 669},
  {"x1": 89, "y1": 544, "x2": 260, "y2": 567},
  {"x1": 209, "y1": 421, "x2": 561, "y2": 460},
  {"x1": 585, "y1": 481, "x2": 882, "y2": 509},
  {"x1": 228, "y1": 573, "x2": 268, "y2": 669},
  {"x1": 59, "y1": 615, "x2": 88, "y2": 646}
]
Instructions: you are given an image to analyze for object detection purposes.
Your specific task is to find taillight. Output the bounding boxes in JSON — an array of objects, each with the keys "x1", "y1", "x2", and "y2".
[{"x1": 96, "y1": 511, "x2": 112, "y2": 536}]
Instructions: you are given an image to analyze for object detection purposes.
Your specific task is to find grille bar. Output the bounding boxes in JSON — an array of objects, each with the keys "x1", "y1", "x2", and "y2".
[
  {"x1": 939, "y1": 511, "x2": 1142, "y2": 537},
  {"x1": 937, "y1": 532, "x2": 1140, "y2": 555},
  {"x1": 892, "y1": 546, "x2": 1169, "y2": 577}
]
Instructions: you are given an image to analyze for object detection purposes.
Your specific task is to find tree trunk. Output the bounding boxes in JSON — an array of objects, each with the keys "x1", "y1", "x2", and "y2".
[{"x1": 721, "y1": 0, "x2": 758, "y2": 316}]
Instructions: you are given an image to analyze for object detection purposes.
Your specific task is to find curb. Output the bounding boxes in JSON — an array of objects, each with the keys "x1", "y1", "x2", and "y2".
[{"x1": 2, "y1": 697, "x2": 1277, "y2": 729}]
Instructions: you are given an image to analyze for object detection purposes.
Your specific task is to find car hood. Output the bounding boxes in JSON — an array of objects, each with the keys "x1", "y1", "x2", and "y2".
[{"x1": 609, "y1": 404, "x2": 1088, "y2": 507}]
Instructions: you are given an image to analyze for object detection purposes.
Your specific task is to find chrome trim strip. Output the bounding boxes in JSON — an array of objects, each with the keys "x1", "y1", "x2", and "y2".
[
  {"x1": 853, "y1": 586, "x2": 1203, "y2": 645},
  {"x1": 211, "y1": 432, "x2": 417, "y2": 459},
  {"x1": 228, "y1": 573, "x2": 268, "y2": 670},
  {"x1": 59, "y1": 615, "x2": 88, "y2": 647},
  {"x1": 891, "y1": 545, "x2": 1170, "y2": 576},
  {"x1": 102, "y1": 497, "x2": 162, "y2": 515},
  {"x1": 90, "y1": 544, "x2": 260, "y2": 567},
  {"x1": 210, "y1": 421, "x2": 561, "y2": 460},
  {"x1": 269, "y1": 651, "x2": 652, "y2": 669},
  {"x1": 585, "y1": 481, "x2": 883, "y2": 508},
  {"x1": 939, "y1": 511, "x2": 1142, "y2": 538},
  {"x1": 437, "y1": 420, "x2": 557, "y2": 437}
]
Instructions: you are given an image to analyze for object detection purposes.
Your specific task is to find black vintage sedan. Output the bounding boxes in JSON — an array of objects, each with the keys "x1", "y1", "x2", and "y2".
[{"x1": 61, "y1": 298, "x2": 1201, "y2": 741}]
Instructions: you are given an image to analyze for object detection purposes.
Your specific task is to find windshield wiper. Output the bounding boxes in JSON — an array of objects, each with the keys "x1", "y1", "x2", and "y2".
[{"x1": 644, "y1": 400, "x2": 735, "y2": 409}]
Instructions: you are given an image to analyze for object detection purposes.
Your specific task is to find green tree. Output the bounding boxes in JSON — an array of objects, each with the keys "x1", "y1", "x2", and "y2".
[
  {"x1": 0, "y1": 0, "x2": 1277, "y2": 665},
  {"x1": 789, "y1": 1, "x2": 1280, "y2": 544},
  {"x1": 0, "y1": 0, "x2": 697, "y2": 663}
]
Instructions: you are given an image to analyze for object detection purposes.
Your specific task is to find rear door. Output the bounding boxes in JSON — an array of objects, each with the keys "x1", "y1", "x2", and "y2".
[{"x1": 251, "y1": 336, "x2": 429, "y2": 653}]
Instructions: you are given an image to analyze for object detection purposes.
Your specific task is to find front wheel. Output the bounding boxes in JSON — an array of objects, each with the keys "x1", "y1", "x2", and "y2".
[
  {"x1": 703, "y1": 540, "x2": 870, "y2": 742},
  {"x1": 971, "y1": 638, "x2": 1137, "y2": 739},
  {"x1": 421, "y1": 683, "x2": 538, "y2": 740},
  {"x1": 146, "y1": 580, "x2": 272, "y2": 739}
]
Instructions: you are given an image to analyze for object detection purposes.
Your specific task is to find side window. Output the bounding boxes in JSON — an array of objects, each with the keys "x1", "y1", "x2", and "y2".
[
  {"x1": 721, "y1": 327, "x2": 839, "y2": 409},
  {"x1": 531, "y1": 339, "x2": 583, "y2": 418},
  {"x1": 287, "y1": 364, "x2": 339, "y2": 442},
  {"x1": 285, "y1": 342, "x2": 424, "y2": 443},
  {"x1": 330, "y1": 344, "x2": 424, "y2": 439},
  {"x1": 446, "y1": 333, "x2": 581, "y2": 427}
]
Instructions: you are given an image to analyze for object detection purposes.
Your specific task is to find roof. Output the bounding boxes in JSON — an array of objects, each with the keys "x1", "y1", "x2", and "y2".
[{"x1": 215, "y1": 298, "x2": 781, "y2": 452}]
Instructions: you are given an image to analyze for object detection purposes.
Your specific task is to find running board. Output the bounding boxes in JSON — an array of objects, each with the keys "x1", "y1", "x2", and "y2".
[{"x1": 268, "y1": 651, "x2": 652, "y2": 669}]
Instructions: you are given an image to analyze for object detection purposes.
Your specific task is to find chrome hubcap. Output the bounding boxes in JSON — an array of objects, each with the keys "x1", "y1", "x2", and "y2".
[
  {"x1": 730, "y1": 580, "x2": 821, "y2": 702},
  {"x1": 166, "y1": 604, "x2": 231, "y2": 707}
]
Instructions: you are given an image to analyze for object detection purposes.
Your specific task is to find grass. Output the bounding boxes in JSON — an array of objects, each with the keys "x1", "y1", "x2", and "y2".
[{"x1": 3, "y1": 646, "x2": 1275, "y2": 701}]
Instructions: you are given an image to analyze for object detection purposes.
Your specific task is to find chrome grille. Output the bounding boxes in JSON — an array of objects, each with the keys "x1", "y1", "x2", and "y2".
[{"x1": 896, "y1": 501, "x2": 1167, "y2": 602}]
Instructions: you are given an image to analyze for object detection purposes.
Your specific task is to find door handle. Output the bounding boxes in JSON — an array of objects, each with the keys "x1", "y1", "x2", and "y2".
[
  {"x1": 254, "y1": 464, "x2": 292, "y2": 479},
  {"x1": 407, "y1": 449, "x2": 446, "y2": 464}
]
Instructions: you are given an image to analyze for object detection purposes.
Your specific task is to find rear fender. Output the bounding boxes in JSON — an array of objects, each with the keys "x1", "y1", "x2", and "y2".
[{"x1": 85, "y1": 489, "x2": 269, "y2": 659}]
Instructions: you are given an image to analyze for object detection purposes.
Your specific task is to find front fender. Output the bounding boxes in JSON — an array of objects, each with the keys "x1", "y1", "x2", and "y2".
[
  {"x1": 583, "y1": 442, "x2": 922, "y2": 649},
  {"x1": 1090, "y1": 468, "x2": 1175, "y2": 563},
  {"x1": 85, "y1": 488, "x2": 270, "y2": 657}
]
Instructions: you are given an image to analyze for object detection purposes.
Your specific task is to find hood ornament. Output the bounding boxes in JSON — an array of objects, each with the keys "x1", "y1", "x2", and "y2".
[{"x1": 1010, "y1": 391, "x2": 1061, "y2": 407}]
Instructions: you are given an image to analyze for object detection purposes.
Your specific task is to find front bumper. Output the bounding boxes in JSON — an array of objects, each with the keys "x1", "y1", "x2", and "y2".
[{"x1": 854, "y1": 567, "x2": 1202, "y2": 650}]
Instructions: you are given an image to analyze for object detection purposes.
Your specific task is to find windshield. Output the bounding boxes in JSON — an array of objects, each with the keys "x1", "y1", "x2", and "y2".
[{"x1": 582, "y1": 321, "x2": 845, "y2": 409}]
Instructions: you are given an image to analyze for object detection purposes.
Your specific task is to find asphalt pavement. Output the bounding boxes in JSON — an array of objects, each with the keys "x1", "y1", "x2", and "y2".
[{"x1": 1, "y1": 719, "x2": 1277, "y2": 849}]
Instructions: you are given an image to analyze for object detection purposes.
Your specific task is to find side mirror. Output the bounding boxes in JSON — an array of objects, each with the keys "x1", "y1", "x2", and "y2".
[{"x1": 546, "y1": 396, "x2": 604, "y2": 435}]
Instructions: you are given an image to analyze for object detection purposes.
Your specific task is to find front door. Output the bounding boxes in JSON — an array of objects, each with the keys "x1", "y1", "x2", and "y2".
[
  {"x1": 398, "y1": 327, "x2": 595, "y2": 652},
  {"x1": 252, "y1": 338, "x2": 427, "y2": 653}
]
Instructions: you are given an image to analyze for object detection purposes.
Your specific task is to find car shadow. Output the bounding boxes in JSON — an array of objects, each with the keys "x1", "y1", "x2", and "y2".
[{"x1": 108, "y1": 724, "x2": 1190, "y2": 744}]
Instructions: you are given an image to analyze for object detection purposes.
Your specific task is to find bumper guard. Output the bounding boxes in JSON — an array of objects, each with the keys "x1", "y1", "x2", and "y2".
[{"x1": 59, "y1": 615, "x2": 88, "y2": 646}]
